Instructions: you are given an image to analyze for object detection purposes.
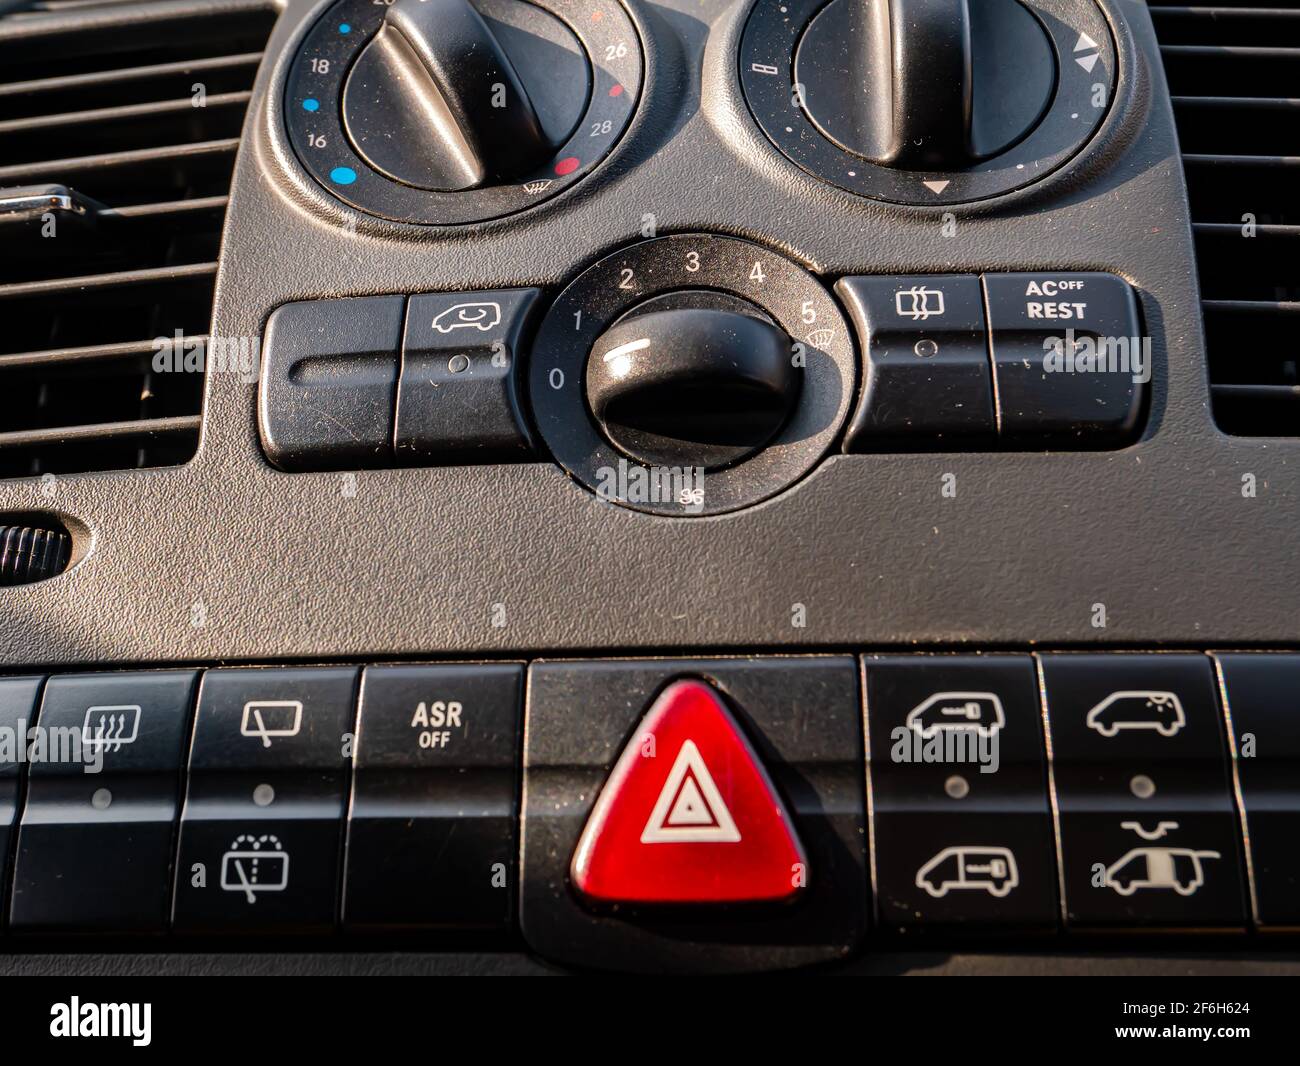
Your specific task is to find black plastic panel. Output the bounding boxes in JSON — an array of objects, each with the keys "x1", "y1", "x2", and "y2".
[{"x1": 0, "y1": 0, "x2": 1296, "y2": 977}]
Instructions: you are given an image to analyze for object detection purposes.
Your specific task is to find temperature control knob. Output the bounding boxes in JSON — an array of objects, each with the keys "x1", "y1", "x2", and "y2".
[
  {"x1": 284, "y1": 0, "x2": 640, "y2": 222},
  {"x1": 342, "y1": 0, "x2": 589, "y2": 191}
]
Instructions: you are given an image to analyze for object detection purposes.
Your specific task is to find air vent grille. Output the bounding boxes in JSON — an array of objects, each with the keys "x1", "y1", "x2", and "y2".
[
  {"x1": 0, "y1": 0, "x2": 276, "y2": 477},
  {"x1": 1153, "y1": 1, "x2": 1300, "y2": 435}
]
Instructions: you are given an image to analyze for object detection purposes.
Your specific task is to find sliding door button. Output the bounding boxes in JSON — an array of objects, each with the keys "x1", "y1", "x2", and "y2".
[
  {"x1": 172, "y1": 668, "x2": 358, "y2": 934},
  {"x1": 10, "y1": 672, "x2": 196, "y2": 934},
  {"x1": 864, "y1": 655, "x2": 1057, "y2": 928},
  {"x1": 1216, "y1": 653, "x2": 1300, "y2": 928},
  {"x1": 1041, "y1": 654, "x2": 1247, "y2": 929},
  {"x1": 343, "y1": 664, "x2": 522, "y2": 932}
]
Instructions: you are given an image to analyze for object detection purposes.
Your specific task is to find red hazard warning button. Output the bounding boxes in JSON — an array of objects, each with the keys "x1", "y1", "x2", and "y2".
[{"x1": 570, "y1": 679, "x2": 808, "y2": 904}]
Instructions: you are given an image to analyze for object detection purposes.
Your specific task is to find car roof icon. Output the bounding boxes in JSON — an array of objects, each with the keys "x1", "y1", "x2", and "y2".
[{"x1": 1085, "y1": 690, "x2": 1186, "y2": 735}]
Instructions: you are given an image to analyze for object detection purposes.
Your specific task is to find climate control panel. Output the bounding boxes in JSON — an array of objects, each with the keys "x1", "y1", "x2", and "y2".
[{"x1": 256, "y1": 234, "x2": 1149, "y2": 515}]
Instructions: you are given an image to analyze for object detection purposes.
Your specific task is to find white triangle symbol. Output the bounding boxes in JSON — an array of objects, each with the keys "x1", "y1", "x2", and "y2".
[
  {"x1": 641, "y1": 740, "x2": 741, "y2": 844},
  {"x1": 1074, "y1": 32, "x2": 1098, "y2": 53},
  {"x1": 667, "y1": 777, "x2": 713, "y2": 825},
  {"x1": 922, "y1": 180, "x2": 951, "y2": 194},
  {"x1": 1076, "y1": 53, "x2": 1099, "y2": 72}
]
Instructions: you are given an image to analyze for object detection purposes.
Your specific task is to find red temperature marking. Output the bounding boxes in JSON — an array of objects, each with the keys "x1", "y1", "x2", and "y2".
[{"x1": 554, "y1": 157, "x2": 580, "y2": 176}]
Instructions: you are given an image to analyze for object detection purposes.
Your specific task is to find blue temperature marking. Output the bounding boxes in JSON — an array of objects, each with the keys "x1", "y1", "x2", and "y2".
[
  {"x1": 330, "y1": 166, "x2": 358, "y2": 185},
  {"x1": 302, "y1": 98, "x2": 320, "y2": 112},
  {"x1": 338, "y1": 22, "x2": 351, "y2": 33}
]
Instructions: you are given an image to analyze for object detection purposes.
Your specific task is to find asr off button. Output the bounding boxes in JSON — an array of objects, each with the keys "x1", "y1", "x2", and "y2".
[
  {"x1": 343, "y1": 664, "x2": 523, "y2": 932},
  {"x1": 983, "y1": 273, "x2": 1147, "y2": 446}
]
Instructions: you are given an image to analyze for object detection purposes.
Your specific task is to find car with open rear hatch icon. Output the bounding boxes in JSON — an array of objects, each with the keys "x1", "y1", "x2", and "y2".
[{"x1": 1103, "y1": 847, "x2": 1221, "y2": 896}]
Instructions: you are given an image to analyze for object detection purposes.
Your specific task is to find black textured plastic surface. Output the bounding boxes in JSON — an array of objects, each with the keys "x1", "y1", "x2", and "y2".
[
  {"x1": 0, "y1": 0, "x2": 1290, "y2": 659},
  {"x1": 0, "y1": 0, "x2": 1293, "y2": 979}
]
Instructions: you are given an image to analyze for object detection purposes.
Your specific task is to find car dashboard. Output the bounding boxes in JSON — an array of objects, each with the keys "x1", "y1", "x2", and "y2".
[{"x1": 0, "y1": 0, "x2": 1298, "y2": 980}]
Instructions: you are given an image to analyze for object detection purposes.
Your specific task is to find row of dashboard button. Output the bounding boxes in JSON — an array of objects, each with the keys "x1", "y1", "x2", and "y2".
[
  {"x1": 258, "y1": 271, "x2": 1147, "y2": 474},
  {"x1": 259, "y1": 291, "x2": 540, "y2": 471},
  {"x1": 868, "y1": 654, "x2": 1247, "y2": 929},
  {"x1": 0, "y1": 653, "x2": 1293, "y2": 942},
  {"x1": 840, "y1": 272, "x2": 1145, "y2": 449},
  {"x1": 0, "y1": 665, "x2": 520, "y2": 934}
]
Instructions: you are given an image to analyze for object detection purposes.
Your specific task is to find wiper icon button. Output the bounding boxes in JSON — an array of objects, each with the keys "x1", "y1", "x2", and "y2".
[{"x1": 239, "y1": 700, "x2": 303, "y2": 748}]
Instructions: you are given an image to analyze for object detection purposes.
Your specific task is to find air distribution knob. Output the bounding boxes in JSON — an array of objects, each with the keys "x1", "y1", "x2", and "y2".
[
  {"x1": 585, "y1": 293, "x2": 799, "y2": 470},
  {"x1": 341, "y1": 0, "x2": 591, "y2": 191},
  {"x1": 794, "y1": 0, "x2": 1057, "y2": 169}
]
